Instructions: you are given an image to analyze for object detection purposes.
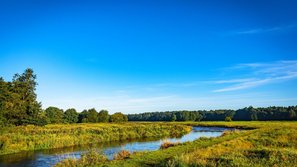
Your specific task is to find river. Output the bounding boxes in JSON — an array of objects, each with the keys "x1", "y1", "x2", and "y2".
[{"x1": 0, "y1": 126, "x2": 235, "y2": 167}]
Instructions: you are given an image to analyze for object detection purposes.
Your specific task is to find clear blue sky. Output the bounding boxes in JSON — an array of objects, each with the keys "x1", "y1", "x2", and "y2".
[{"x1": 0, "y1": 0, "x2": 297, "y2": 113}]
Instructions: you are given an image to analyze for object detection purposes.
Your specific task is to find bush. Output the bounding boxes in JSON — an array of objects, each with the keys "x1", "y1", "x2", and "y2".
[
  {"x1": 160, "y1": 140, "x2": 180, "y2": 149},
  {"x1": 80, "y1": 149, "x2": 108, "y2": 165},
  {"x1": 113, "y1": 150, "x2": 131, "y2": 160},
  {"x1": 225, "y1": 117, "x2": 232, "y2": 122}
]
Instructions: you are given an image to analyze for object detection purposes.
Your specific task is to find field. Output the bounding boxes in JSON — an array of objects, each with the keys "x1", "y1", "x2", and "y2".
[
  {"x1": 0, "y1": 122, "x2": 191, "y2": 155},
  {"x1": 55, "y1": 121, "x2": 297, "y2": 167}
]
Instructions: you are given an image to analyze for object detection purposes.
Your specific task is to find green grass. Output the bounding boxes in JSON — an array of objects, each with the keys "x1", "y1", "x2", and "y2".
[
  {"x1": 56, "y1": 121, "x2": 297, "y2": 167},
  {"x1": 0, "y1": 122, "x2": 191, "y2": 155}
]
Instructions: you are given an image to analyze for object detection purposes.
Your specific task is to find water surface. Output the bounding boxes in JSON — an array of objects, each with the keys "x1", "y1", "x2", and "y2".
[{"x1": 0, "y1": 126, "x2": 235, "y2": 167}]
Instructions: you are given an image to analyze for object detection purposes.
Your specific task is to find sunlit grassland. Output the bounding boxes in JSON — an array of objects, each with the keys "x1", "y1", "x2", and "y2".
[
  {"x1": 0, "y1": 122, "x2": 191, "y2": 155},
  {"x1": 56, "y1": 121, "x2": 297, "y2": 167}
]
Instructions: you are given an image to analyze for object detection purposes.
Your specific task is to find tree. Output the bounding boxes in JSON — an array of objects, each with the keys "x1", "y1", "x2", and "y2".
[
  {"x1": 78, "y1": 110, "x2": 88, "y2": 123},
  {"x1": 64, "y1": 108, "x2": 78, "y2": 123},
  {"x1": 86, "y1": 108, "x2": 98, "y2": 123},
  {"x1": 98, "y1": 110, "x2": 109, "y2": 122},
  {"x1": 110, "y1": 112, "x2": 128, "y2": 122},
  {"x1": 45, "y1": 106, "x2": 64, "y2": 124},
  {"x1": 225, "y1": 116, "x2": 232, "y2": 122},
  {"x1": 171, "y1": 114, "x2": 176, "y2": 122},
  {"x1": 1, "y1": 69, "x2": 43, "y2": 125},
  {"x1": 0, "y1": 77, "x2": 9, "y2": 126}
]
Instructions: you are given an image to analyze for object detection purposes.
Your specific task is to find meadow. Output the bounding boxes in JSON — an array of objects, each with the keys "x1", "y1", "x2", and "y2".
[
  {"x1": 55, "y1": 121, "x2": 297, "y2": 167},
  {"x1": 0, "y1": 122, "x2": 191, "y2": 155}
]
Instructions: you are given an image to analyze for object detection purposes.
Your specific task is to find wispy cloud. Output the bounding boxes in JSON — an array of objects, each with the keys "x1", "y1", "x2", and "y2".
[
  {"x1": 232, "y1": 24, "x2": 296, "y2": 35},
  {"x1": 42, "y1": 93, "x2": 297, "y2": 114},
  {"x1": 213, "y1": 78, "x2": 255, "y2": 84},
  {"x1": 213, "y1": 60, "x2": 297, "y2": 92}
]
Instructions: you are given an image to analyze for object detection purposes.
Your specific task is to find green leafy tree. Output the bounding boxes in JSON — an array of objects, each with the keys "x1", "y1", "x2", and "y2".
[
  {"x1": 64, "y1": 108, "x2": 79, "y2": 123},
  {"x1": 225, "y1": 116, "x2": 232, "y2": 122},
  {"x1": 78, "y1": 110, "x2": 88, "y2": 123},
  {"x1": 0, "y1": 69, "x2": 43, "y2": 125},
  {"x1": 0, "y1": 77, "x2": 8, "y2": 126},
  {"x1": 171, "y1": 114, "x2": 176, "y2": 122},
  {"x1": 98, "y1": 110, "x2": 109, "y2": 122},
  {"x1": 110, "y1": 112, "x2": 128, "y2": 122},
  {"x1": 45, "y1": 106, "x2": 64, "y2": 124},
  {"x1": 86, "y1": 108, "x2": 98, "y2": 123}
]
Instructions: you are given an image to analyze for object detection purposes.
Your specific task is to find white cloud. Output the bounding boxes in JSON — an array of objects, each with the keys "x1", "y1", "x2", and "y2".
[
  {"x1": 213, "y1": 60, "x2": 297, "y2": 92},
  {"x1": 41, "y1": 93, "x2": 297, "y2": 114},
  {"x1": 232, "y1": 24, "x2": 296, "y2": 35},
  {"x1": 39, "y1": 60, "x2": 297, "y2": 113}
]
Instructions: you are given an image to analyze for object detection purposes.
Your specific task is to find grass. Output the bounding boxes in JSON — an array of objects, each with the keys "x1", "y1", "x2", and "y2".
[
  {"x1": 54, "y1": 121, "x2": 297, "y2": 167},
  {"x1": 0, "y1": 122, "x2": 192, "y2": 155}
]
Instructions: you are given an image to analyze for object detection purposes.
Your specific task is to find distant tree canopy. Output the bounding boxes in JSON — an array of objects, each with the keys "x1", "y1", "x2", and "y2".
[
  {"x1": 128, "y1": 106, "x2": 297, "y2": 122},
  {"x1": 98, "y1": 110, "x2": 109, "y2": 122},
  {"x1": 64, "y1": 108, "x2": 78, "y2": 123},
  {"x1": 0, "y1": 69, "x2": 116, "y2": 126},
  {"x1": 85, "y1": 108, "x2": 98, "y2": 123},
  {"x1": 45, "y1": 107, "x2": 64, "y2": 124},
  {"x1": 110, "y1": 112, "x2": 128, "y2": 122},
  {"x1": 1, "y1": 69, "x2": 297, "y2": 127}
]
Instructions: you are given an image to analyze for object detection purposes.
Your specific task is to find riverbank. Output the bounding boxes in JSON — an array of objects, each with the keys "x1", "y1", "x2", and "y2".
[
  {"x1": 0, "y1": 122, "x2": 192, "y2": 155},
  {"x1": 56, "y1": 121, "x2": 297, "y2": 167}
]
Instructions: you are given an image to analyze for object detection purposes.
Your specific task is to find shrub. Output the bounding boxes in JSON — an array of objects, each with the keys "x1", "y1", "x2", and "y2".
[
  {"x1": 225, "y1": 117, "x2": 232, "y2": 122},
  {"x1": 80, "y1": 149, "x2": 108, "y2": 165},
  {"x1": 160, "y1": 140, "x2": 180, "y2": 149},
  {"x1": 113, "y1": 150, "x2": 131, "y2": 160}
]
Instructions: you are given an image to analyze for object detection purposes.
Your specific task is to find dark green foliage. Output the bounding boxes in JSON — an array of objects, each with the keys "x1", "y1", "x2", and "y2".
[
  {"x1": 64, "y1": 108, "x2": 78, "y2": 123},
  {"x1": 202, "y1": 109, "x2": 235, "y2": 121},
  {"x1": 86, "y1": 108, "x2": 99, "y2": 123},
  {"x1": 45, "y1": 107, "x2": 64, "y2": 124},
  {"x1": 128, "y1": 106, "x2": 297, "y2": 122},
  {"x1": 0, "y1": 69, "x2": 43, "y2": 126},
  {"x1": 110, "y1": 112, "x2": 128, "y2": 122},
  {"x1": 171, "y1": 114, "x2": 177, "y2": 122},
  {"x1": 78, "y1": 109, "x2": 88, "y2": 123},
  {"x1": 128, "y1": 111, "x2": 203, "y2": 122},
  {"x1": 98, "y1": 110, "x2": 109, "y2": 122},
  {"x1": 1, "y1": 69, "x2": 297, "y2": 127}
]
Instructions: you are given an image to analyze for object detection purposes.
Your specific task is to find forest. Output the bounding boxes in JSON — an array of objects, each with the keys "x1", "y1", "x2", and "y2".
[
  {"x1": 0, "y1": 69, "x2": 127, "y2": 127},
  {"x1": 1, "y1": 69, "x2": 297, "y2": 167},
  {"x1": 1, "y1": 69, "x2": 297, "y2": 127},
  {"x1": 128, "y1": 106, "x2": 297, "y2": 122}
]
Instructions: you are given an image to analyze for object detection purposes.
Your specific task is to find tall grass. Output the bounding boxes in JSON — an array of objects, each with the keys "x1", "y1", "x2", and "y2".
[
  {"x1": 86, "y1": 121, "x2": 297, "y2": 167},
  {"x1": 0, "y1": 122, "x2": 191, "y2": 155}
]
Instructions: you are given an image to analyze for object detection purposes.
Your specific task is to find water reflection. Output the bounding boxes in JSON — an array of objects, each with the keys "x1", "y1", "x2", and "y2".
[{"x1": 0, "y1": 126, "x2": 234, "y2": 167}]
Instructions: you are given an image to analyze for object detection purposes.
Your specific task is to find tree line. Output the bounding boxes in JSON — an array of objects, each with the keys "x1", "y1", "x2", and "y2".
[
  {"x1": 0, "y1": 68, "x2": 127, "y2": 126},
  {"x1": 1, "y1": 68, "x2": 296, "y2": 126},
  {"x1": 44, "y1": 107, "x2": 128, "y2": 124},
  {"x1": 128, "y1": 106, "x2": 297, "y2": 122}
]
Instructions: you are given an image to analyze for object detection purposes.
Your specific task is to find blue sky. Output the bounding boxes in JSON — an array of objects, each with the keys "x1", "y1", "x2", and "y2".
[{"x1": 0, "y1": 0, "x2": 297, "y2": 113}]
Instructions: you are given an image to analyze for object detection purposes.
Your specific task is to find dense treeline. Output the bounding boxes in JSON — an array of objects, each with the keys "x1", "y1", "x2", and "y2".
[
  {"x1": 44, "y1": 107, "x2": 128, "y2": 124},
  {"x1": 1, "y1": 69, "x2": 297, "y2": 126},
  {"x1": 128, "y1": 106, "x2": 297, "y2": 122},
  {"x1": 128, "y1": 111, "x2": 203, "y2": 122},
  {"x1": 0, "y1": 69, "x2": 127, "y2": 126}
]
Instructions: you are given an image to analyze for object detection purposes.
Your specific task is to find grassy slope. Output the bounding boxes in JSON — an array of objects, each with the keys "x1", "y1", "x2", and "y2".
[
  {"x1": 100, "y1": 121, "x2": 297, "y2": 167},
  {"x1": 0, "y1": 122, "x2": 191, "y2": 155}
]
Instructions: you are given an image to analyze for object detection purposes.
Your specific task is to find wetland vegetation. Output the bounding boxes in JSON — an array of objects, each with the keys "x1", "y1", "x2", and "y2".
[
  {"x1": 55, "y1": 121, "x2": 297, "y2": 167},
  {"x1": 1, "y1": 69, "x2": 297, "y2": 167}
]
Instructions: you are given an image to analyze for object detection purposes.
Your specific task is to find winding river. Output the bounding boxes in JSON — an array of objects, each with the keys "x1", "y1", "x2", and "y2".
[{"x1": 0, "y1": 126, "x2": 235, "y2": 167}]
